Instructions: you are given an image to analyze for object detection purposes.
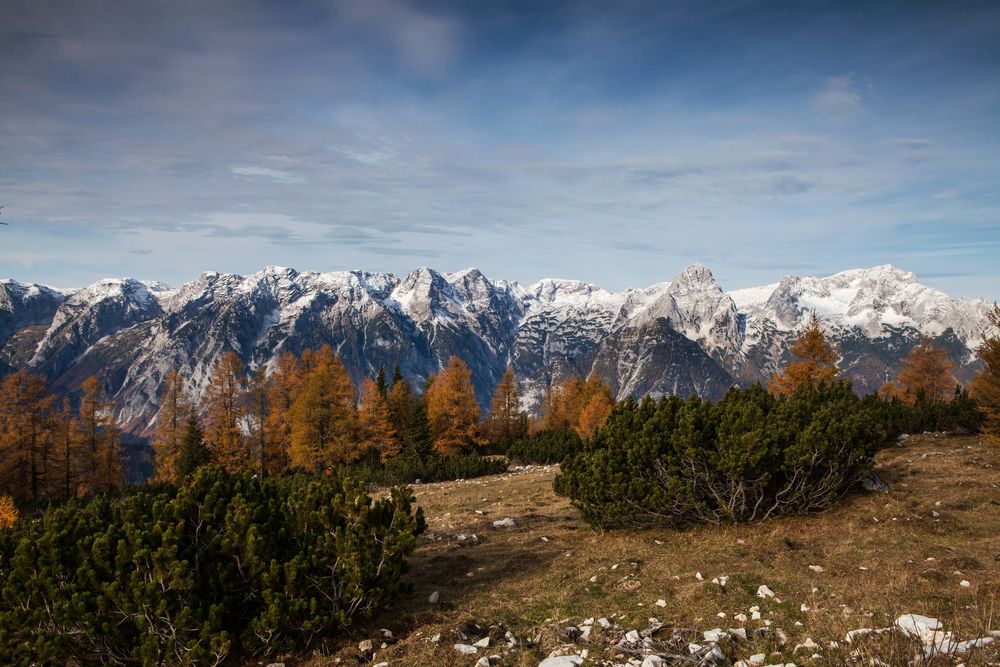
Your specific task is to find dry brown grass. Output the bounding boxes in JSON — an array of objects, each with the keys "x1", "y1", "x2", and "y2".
[{"x1": 280, "y1": 433, "x2": 1000, "y2": 666}]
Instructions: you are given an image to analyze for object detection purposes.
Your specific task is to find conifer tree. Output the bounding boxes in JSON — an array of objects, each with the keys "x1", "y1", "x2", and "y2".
[
  {"x1": 425, "y1": 356, "x2": 482, "y2": 456},
  {"x1": 152, "y1": 369, "x2": 190, "y2": 483},
  {"x1": 0, "y1": 369, "x2": 55, "y2": 502},
  {"x1": 203, "y1": 352, "x2": 250, "y2": 473},
  {"x1": 895, "y1": 339, "x2": 956, "y2": 404},
  {"x1": 289, "y1": 345, "x2": 359, "y2": 469},
  {"x1": 405, "y1": 395, "x2": 434, "y2": 460},
  {"x1": 387, "y1": 374, "x2": 414, "y2": 436},
  {"x1": 176, "y1": 414, "x2": 211, "y2": 482},
  {"x1": 78, "y1": 376, "x2": 121, "y2": 490},
  {"x1": 538, "y1": 376, "x2": 586, "y2": 432},
  {"x1": 768, "y1": 313, "x2": 839, "y2": 397},
  {"x1": 483, "y1": 368, "x2": 528, "y2": 444},
  {"x1": 576, "y1": 390, "x2": 614, "y2": 439},
  {"x1": 971, "y1": 303, "x2": 1000, "y2": 441},
  {"x1": 52, "y1": 397, "x2": 83, "y2": 499},
  {"x1": 263, "y1": 352, "x2": 300, "y2": 475},
  {"x1": 359, "y1": 377, "x2": 401, "y2": 463},
  {"x1": 375, "y1": 365, "x2": 388, "y2": 398}
]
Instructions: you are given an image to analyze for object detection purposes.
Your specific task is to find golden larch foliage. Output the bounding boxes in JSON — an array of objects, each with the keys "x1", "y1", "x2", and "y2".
[
  {"x1": 895, "y1": 339, "x2": 956, "y2": 404},
  {"x1": 288, "y1": 346, "x2": 359, "y2": 470},
  {"x1": 264, "y1": 352, "x2": 300, "y2": 475},
  {"x1": 538, "y1": 374, "x2": 614, "y2": 435},
  {"x1": 52, "y1": 397, "x2": 83, "y2": 499},
  {"x1": 359, "y1": 377, "x2": 401, "y2": 463},
  {"x1": 576, "y1": 390, "x2": 614, "y2": 439},
  {"x1": 768, "y1": 314, "x2": 839, "y2": 397},
  {"x1": 0, "y1": 495, "x2": 17, "y2": 529},
  {"x1": 971, "y1": 303, "x2": 1000, "y2": 442},
  {"x1": 78, "y1": 376, "x2": 121, "y2": 491},
  {"x1": 203, "y1": 352, "x2": 250, "y2": 474},
  {"x1": 0, "y1": 369, "x2": 55, "y2": 502},
  {"x1": 425, "y1": 356, "x2": 482, "y2": 456},
  {"x1": 152, "y1": 369, "x2": 190, "y2": 483}
]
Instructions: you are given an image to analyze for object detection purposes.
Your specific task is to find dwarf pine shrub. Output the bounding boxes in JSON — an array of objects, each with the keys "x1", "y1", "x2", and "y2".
[
  {"x1": 506, "y1": 430, "x2": 583, "y2": 464},
  {"x1": 0, "y1": 466, "x2": 424, "y2": 666},
  {"x1": 555, "y1": 382, "x2": 887, "y2": 528}
]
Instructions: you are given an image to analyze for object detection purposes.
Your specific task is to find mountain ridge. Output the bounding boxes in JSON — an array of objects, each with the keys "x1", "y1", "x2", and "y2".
[{"x1": 0, "y1": 263, "x2": 992, "y2": 435}]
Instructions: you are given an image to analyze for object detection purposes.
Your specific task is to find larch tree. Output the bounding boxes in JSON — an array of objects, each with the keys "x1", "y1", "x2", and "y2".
[
  {"x1": 971, "y1": 303, "x2": 1000, "y2": 442},
  {"x1": 576, "y1": 390, "x2": 614, "y2": 439},
  {"x1": 78, "y1": 376, "x2": 121, "y2": 491},
  {"x1": 768, "y1": 313, "x2": 839, "y2": 397},
  {"x1": 288, "y1": 346, "x2": 359, "y2": 470},
  {"x1": 537, "y1": 376, "x2": 586, "y2": 432},
  {"x1": 895, "y1": 339, "x2": 957, "y2": 404},
  {"x1": 203, "y1": 352, "x2": 250, "y2": 474},
  {"x1": 425, "y1": 356, "x2": 482, "y2": 456},
  {"x1": 358, "y1": 377, "x2": 401, "y2": 463},
  {"x1": 0, "y1": 370, "x2": 55, "y2": 503},
  {"x1": 483, "y1": 368, "x2": 528, "y2": 444},
  {"x1": 263, "y1": 352, "x2": 300, "y2": 476},
  {"x1": 53, "y1": 397, "x2": 83, "y2": 499},
  {"x1": 151, "y1": 369, "x2": 191, "y2": 483}
]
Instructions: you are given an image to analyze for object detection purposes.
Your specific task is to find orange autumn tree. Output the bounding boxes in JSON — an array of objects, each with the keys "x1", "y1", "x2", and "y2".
[
  {"x1": 203, "y1": 352, "x2": 250, "y2": 473},
  {"x1": 576, "y1": 390, "x2": 614, "y2": 439},
  {"x1": 971, "y1": 303, "x2": 1000, "y2": 442},
  {"x1": 78, "y1": 376, "x2": 121, "y2": 491},
  {"x1": 769, "y1": 313, "x2": 839, "y2": 396},
  {"x1": 358, "y1": 377, "x2": 401, "y2": 463},
  {"x1": 425, "y1": 356, "x2": 482, "y2": 456},
  {"x1": 482, "y1": 368, "x2": 528, "y2": 444},
  {"x1": 152, "y1": 369, "x2": 191, "y2": 482},
  {"x1": 0, "y1": 369, "x2": 55, "y2": 502},
  {"x1": 263, "y1": 352, "x2": 301, "y2": 475},
  {"x1": 288, "y1": 346, "x2": 359, "y2": 469},
  {"x1": 890, "y1": 339, "x2": 957, "y2": 404},
  {"x1": 537, "y1": 374, "x2": 615, "y2": 436},
  {"x1": 52, "y1": 397, "x2": 84, "y2": 499}
]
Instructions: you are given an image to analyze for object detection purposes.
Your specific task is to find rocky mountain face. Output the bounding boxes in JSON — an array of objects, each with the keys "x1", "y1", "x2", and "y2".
[{"x1": 0, "y1": 264, "x2": 991, "y2": 435}]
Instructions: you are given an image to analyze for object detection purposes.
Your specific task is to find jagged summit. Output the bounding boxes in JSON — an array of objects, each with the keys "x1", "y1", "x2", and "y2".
[{"x1": 0, "y1": 263, "x2": 991, "y2": 433}]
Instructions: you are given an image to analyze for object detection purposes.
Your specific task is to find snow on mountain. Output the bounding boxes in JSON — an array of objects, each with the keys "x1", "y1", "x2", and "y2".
[{"x1": 0, "y1": 263, "x2": 992, "y2": 434}]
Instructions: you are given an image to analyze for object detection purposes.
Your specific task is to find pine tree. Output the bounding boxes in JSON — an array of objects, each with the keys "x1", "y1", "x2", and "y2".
[
  {"x1": 78, "y1": 376, "x2": 121, "y2": 491},
  {"x1": 769, "y1": 313, "x2": 839, "y2": 397},
  {"x1": 359, "y1": 377, "x2": 401, "y2": 463},
  {"x1": 425, "y1": 356, "x2": 482, "y2": 456},
  {"x1": 203, "y1": 352, "x2": 250, "y2": 473},
  {"x1": 176, "y1": 414, "x2": 211, "y2": 482},
  {"x1": 483, "y1": 368, "x2": 528, "y2": 444},
  {"x1": 895, "y1": 339, "x2": 956, "y2": 404},
  {"x1": 289, "y1": 346, "x2": 359, "y2": 470},
  {"x1": 152, "y1": 369, "x2": 190, "y2": 483},
  {"x1": 576, "y1": 391, "x2": 614, "y2": 439},
  {"x1": 0, "y1": 370, "x2": 55, "y2": 503},
  {"x1": 405, "y1": 395, "x2": 434, "y2": 460},
  {"x1": 971, "y1": 303, "x2": 1000, "y2": 441},
  {"x1": 264, "y1": 352, "x2": 300, "y2": 476}
]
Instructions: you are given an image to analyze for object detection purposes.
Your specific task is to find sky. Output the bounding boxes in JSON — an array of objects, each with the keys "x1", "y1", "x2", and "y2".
[{"x1": 1, "y1": 0, "x2": 998, "y2": 299}]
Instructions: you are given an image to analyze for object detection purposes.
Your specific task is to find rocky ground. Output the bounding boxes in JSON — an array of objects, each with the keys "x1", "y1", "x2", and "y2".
[{"x1": 276, "y1": 433, "x2": 1000, "y2": 666}]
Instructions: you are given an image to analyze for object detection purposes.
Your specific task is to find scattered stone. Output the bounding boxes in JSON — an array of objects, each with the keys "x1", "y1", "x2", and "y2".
[
  {"x1": 641, "y1": 656, "x2": 667, "y2": 667},
  {"x1": 695, "y1": 571, "x2": 704, "y2": 581},
  {"x1": 793, "y1": 638, "x2": 819, "y2": 653},
  {"x1": 757, "y1": 585, "x2": 775, "y2": 598},
  {"x1": 704, "y1": 628, "x2": 728, "y2": 642},
  {"x1": 729, "y1": 627, "x2": 748, "y2": 641},
  {"x1": 473, "y1": 636, "x2": 490, "y2": 648},
  {"x1": 492, "y1": 517, "x2": 516, "y2": 528},
  {"x1": 655, "y1": 599, "x2": 667, "y2": 607},
  {"x1": 808, "y1": 565, "x2": 823, "y2": 573},
  {"x1": 428, "y1": 591, "x2": 440, "y2": 604},
  {"x1": 597, "y1": 618, "x2": 612, "y2": 630},
  {"x1": 625, "y1": 630, "x2": 641, "y2": 642},
  {"x1": 896, "y1": 614, "x2": 942, "y2": 642},
  {"x1": 537, "y1": 656, "x2": 584, "y2": 667},
  {"x1": 454, "y1": 643, "x2": 478, "y2": 655},
  {"x1": 734, "y1": 613, "x2": 748, "y2": 623},
  {"x1": 589, "y1": 575, "x2": 598, "y2": 583},
  {"x1": 960, "y1": 580, "x2": 971, "y2": 588},
  {"x1": 358, "y1": 639, "x2": 374, "y2": 654}
]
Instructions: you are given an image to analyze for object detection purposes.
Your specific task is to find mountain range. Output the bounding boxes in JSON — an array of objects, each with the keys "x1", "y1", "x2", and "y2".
[{"x1": 0, "y1": 264, "x2": 992, "y2": 436}]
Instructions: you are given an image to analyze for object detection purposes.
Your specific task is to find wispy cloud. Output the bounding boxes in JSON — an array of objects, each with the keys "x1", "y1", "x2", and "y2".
[
  {"x1": 231, "y1": 166, "x2": 305, "y2": 185},
  {"x1": 811, "y1": 75, "x2": 864, "y2": 119}
]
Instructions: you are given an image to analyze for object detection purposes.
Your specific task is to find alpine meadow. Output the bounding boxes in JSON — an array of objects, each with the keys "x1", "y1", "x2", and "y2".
[{"x1": 2, "y1": 2, "x2": 1000, "y2": 666}]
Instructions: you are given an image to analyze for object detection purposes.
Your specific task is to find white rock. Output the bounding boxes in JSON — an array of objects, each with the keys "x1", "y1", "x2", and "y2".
[
  {"x1": 960, "y1": 580, "x2": 971, "y2": 588},
  {"x1": 896, "y1": 613, "x2": 942, "y2": 642},
  {"x1": 641, "y1": 656, "x2": 667, "y2": 667},
  {"x1": 655, "y1": 599, "x2": 667, "y2": 607},
  {"x1": 751, "y1": 611, "x2": 762, "y2": 620},
  {"x1": 454, "y1": 643, "x2": 478, "y2": 655},
  {"x1": 589, "y1": 575, "x2": 598, "y2": 583},
  {"x1": 748, "y1": 654, "x2": 766, "y2": 666},
  {"x1": 428, "y1": 591, "x2": 440, "y2": 604},
  {"x1": 473, "y1": 637, "x2": 490, "y2": 648},
  {"x1": 597, "y1": 618, "x2": 612, "y2": 629},
  {"x1": 808, "y1": 565, "x2": 823, "y2": 572},
  {"x1": 537, "y1": 657, "x2": 584, "y2": 667},
  {"x1": 696, "y1": 571, "x2": 704, "y2": 581},
  {"x1": 734, "y1": 613, "x2": 748, "y2": 623},
  {"x1": 625, "y1": 630, "x2": 641, "y2": 642},
  {"x1": 492, "y1": 517, "x2": 516, "y2": 528},
  {"x1": 757, "y1": 585, "x2": 775, "y2": 598},
  {"x1": 729, "y1": 627, "x2": 748, "y2": 640},
  {"x1": 793, "y1": 637, "x2": 819, "y2": 653},
  {"x1": 800, "y1": 603, "x2": 809, "y2": 612},
  {"x1": 703, "y1": 628, "x2": 728, "y2": 642}
]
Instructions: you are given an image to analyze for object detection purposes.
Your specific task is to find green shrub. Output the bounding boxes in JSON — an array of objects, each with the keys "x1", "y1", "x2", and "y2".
[
  {"x1": 866, "y1": 387, "x2": 984, "y2": 440},
  {"x1": 367, "y1": 451, "x2": 508, "y2": 486},
  {"x1": 0, "y1": 466, "x2": 424, "y2": 666},
  {"x1": 555, "y1": 382, "x2": 885, "y2": 528},
  {"x1": 507, "y1": 430, "x2": 583, "y2": 464}
]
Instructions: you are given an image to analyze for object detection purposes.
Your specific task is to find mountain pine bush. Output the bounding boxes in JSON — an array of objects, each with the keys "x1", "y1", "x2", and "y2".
[
  {"x1": 555, "y1": 382, "x2": 887, "y2": 528},
  {"x1": 506, "y1": 430, "x2": 583, "y2": 464},
  {"x1": 0, "y1": 466, "x2": 424, "y2": 666}
]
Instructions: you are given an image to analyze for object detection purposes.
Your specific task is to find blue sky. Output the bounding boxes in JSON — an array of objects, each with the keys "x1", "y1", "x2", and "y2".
[{"x1": 1, "y1": 0, "x2": 998, "y2": 298}]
